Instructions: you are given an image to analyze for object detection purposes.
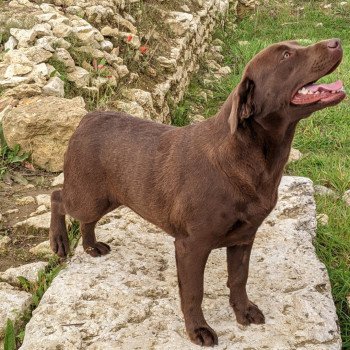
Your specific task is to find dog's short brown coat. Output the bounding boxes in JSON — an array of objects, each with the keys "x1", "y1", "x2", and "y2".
[{"x1": 50, "y1": 39, "x2": 344, "y2": 346}]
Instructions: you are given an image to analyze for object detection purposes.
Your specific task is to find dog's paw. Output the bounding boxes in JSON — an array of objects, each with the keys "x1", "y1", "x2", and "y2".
[
  {"x1": 234, "y1": 301, "x2": 265, "y2": 326},
  {"x1": 50, "y1": 232, "x2": 69, "y2": 258},
  {"x1": 84, "y1": 242, "x2": 111, "y2": 257},
  {"x1": 188, "y1": 326, "x2": 218, "y2": 347}
]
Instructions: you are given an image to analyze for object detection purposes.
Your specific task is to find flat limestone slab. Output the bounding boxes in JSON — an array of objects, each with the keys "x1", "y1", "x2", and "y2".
[
  {"x1": 0, "y1": 282, "x2": 32, "y2": 340},
  {"x1": 20, "y1": 177, "x2": 341, "y2": 349}
]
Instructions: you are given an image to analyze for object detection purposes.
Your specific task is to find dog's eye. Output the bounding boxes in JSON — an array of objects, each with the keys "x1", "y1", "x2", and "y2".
[{"x1": 282, "y1": 51, "x2": 291, "y2": 60}]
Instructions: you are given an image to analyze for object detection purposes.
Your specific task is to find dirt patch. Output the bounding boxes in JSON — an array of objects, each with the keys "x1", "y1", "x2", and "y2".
[{"x1": 0, "y1": 166, "x2": 57, "y2": 272}]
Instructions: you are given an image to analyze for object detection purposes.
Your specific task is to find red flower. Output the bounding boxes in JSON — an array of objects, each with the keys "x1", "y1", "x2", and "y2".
[
  {"x1": 127, "y1": 35, "x2": 133, "y2": 42},
  {"x1": 139, "y1": 45, "x2": 148, "y2": 54}
]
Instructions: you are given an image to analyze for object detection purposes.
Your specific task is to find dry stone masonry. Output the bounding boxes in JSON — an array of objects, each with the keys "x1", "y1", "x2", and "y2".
[
  {"x1": 0, "y1": 0, "x2": 231, "y2": 171},
  {"x1": 19, "y1": 177, "x2": 341, "y2": 349}
]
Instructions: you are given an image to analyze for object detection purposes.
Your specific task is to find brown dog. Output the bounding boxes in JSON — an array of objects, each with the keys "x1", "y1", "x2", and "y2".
[{"x1": 50, "y1": 39, "x2": 345, "y2": 346}]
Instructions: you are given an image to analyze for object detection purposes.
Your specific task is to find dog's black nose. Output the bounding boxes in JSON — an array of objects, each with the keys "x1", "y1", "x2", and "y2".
[{"x1": 327, "y1": 39, "x2": 341, "y2": 49}]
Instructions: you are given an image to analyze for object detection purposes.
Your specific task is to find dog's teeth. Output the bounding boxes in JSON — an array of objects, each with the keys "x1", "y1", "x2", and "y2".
[
  {"x1": 299, "y1": 88, "x2": 309, "y2": 95},
  {"x1": 315, "y1": 91, "x2": 320, "y2": 94},
  {"x1": 331, "y1": 91, "x2": 335, "y2": 94}
]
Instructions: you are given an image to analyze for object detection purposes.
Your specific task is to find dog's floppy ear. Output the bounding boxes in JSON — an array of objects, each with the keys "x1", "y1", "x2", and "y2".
[{"x1": 228, "y1": 78, "x2": 255, "y2": 134}]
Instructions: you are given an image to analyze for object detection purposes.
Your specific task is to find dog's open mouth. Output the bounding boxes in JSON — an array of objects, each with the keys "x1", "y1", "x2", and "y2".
[{"x1": 291, "y1": 80, "x2": 346, "y2": 105}]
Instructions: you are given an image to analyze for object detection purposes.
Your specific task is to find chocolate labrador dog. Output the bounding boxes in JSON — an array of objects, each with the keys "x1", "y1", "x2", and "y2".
[{"x1": 50, "y1": 39, "x2": 345, "y2": 346}]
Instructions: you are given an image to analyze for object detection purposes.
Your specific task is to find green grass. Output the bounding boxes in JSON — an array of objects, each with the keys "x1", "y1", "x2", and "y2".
[{"x1": 174, "y1": 0, "x2": 350, "y2": 347}]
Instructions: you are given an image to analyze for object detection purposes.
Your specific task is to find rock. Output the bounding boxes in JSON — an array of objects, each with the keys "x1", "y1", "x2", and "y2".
[
  {"x1": 2, "y1": 96, "x2": 87, "y2": 172},
  {"x1": 52, "y1": 23, "x2": 73, "y2": 38},
  {"x1": 16, "y1": 196, "x2": 36, "y2": 206},
  {"x1": 0, "y1": 97, "x2": 18, "y2": 122},
  {"x1": 100, "y1": 40, "x2": 113, "y2": 52},
  {"x1": 317, "y1": 213, "x2": 329, "y2": 226},
  {"x1": 104, "y1": 52, "x2": 123, "y2": 66},
  {"x1": 114, "y1": 13, "x2": 137, "y2": 34},
  {"x1": 181, "y1": 4, "x2": 191, "y2": 12},
  {"x1": 51, "y1": 173, "x2": 64, "y2": 187},
  {"x1": 42, "y1": 77, "x2": 65, "y2": 97},
  {"x1": 32, "y1": 23, "x2": 52, "y2": 37},
  {"x1": 28, "y1": 63, "x2": 50, "y2": 83},
  {"x1": 314, "y1": 185, "x2": 338, "y2": 199},
  {"x1": 212, "y1": 38, "x2": 224, "y2": 46},
  {"x1": 0, "y1": 261, "x2": 47, "y2": 287},
  {"x1": 115, "y1": 101, "x2": 146, "y2": 120},
  {"x1": 2, "y1": 48, "x2": 30, "y2": 65},
  {"x1": 71, "y1": 24, "x2": 102, "y2": 45},
  {"x1": 101, "y1": 26, "x2": 119, "y2": 37},
  {"x1": 122, "y1": 89, "x2": 154, "y2": 110},
  {"x1": 10, "y1": 28, "x2": 36, "y2": 48},
  {"x1": 3, "y1": 83, "x2": 42, "y2": 99},
  {"x1": 115, "y1": 65, "x2": 129, "y2": 78},
  {"x1": 190, "y1": 114, "x2": 205, "y2": 124},
  {"x1": 211, "y1": 45, "x2": 223, "y2": 53},
  {"x1": 19, "y1": 177, "x2": 341, "y2": 349},
  {"x1": 0, "y1": 76, "x2": 31, "y2": 88},
  {"x1": 288, "y1": 148, "x2": 303, "y2": 163},
  {"x1": 67, "y1": 67, "x2": 90, "y2": 88},
  {"x1": 36, "y1": 194, "x2": 51, "y2": 208},
  {"x1": 36, "y1": 36, "x2": 71, "y2": 52},
  {"x1": 4, "y1": 36, "x2": 18, "y2": 51},
  {"x1": 4, "y1": 209, "x2": 19, "y2": 215},
  {"x1": 29, "y1": 240, "x2": 53, "y2": 258},
  {"x1": 4, "y1": 63, "x2": 33, "y2": 78},
  {"x1": 157, "y1": 56, "x2": 177, "y2": 70},
  {"x1": 14, "y1": 212, "x2": 51, "y2": 235},
  {"x1": 23, "y1": 47, "x2": 53, "y2": 64},
  {"x1": 129, "y1": 72, "x2": 140, "y2": 83},
  {"x1": 342, "y1": 190, "x2": 350, "y2": 206},
  {"x1": 166, "y1": 12, "x2": 194, "y2": 36},
  {"x1": 216, "y1": 66, "x2": 231, "y2": 76},
  {"x1": 33, "y1": 205, "x2": 48, "y2": 215},
  {"x1": 0, "y1": 236, "x2": 11, "y2": 251},
  {"x1": 53, "y1": 48, "x2": 75, "y2": 72},
  {"x1": 0, "y1": 282, "x2": 32, "y2": 340},
  {"x1": 207, "y1": 59, "x2": 222, "y2": 71}
]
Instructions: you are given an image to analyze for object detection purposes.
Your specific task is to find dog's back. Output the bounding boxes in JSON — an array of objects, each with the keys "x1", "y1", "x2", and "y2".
[{"x1": 62, "y1": 111, "x2": 174, "y2": 223}]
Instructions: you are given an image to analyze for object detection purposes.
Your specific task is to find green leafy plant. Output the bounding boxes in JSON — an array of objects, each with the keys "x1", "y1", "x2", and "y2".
[
  {"x1": 0, "y1": 124, "x2": 30, "y2": 179},
  {"x1": 4, "y1": 319, "x2": 16, "y2": 350}
]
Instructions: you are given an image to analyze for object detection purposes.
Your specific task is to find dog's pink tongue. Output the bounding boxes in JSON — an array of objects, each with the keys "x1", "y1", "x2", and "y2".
[{"x1": 305, "y1": 80, "x2": 343, "y2": 92}]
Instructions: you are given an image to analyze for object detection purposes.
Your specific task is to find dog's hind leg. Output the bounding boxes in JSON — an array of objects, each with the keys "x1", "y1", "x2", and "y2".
[
  {"x1": 226, "y1": 242, "x2": 265, "y2": 325},
  {"x1": 81, "y1": 221, "x2": 111, "y2": 257},
  {"x1": 50, "y1": 190, "x2": 70, "y2": 257}
]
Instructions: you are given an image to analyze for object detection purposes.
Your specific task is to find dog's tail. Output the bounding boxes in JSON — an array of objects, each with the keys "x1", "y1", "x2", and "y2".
[{"x1": 50, "y1": 189, "x2": 69, "y2": 257}]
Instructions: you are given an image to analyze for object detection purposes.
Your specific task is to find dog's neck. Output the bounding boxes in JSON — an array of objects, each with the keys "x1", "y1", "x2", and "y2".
[{"x1": 202, "y1": 96, "x2": 298, "y2": 184}]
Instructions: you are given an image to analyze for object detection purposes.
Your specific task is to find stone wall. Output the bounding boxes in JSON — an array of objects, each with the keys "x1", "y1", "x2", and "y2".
[{"x1": 0, "y1": 0, "x2": 231, "y2": 171}]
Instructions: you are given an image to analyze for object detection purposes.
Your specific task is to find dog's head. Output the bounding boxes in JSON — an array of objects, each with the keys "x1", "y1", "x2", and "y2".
[{"x1": 229, "y1": 39, "x2": 346, "y2": 133}]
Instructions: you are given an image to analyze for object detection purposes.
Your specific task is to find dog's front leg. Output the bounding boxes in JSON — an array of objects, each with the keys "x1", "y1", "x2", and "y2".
[
  {"x1": 175, "y1": 239, "x2": 218, "y2": 347},
  {"x1": 226, "y1": 242, "x2": 265, "y2": 325}
]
